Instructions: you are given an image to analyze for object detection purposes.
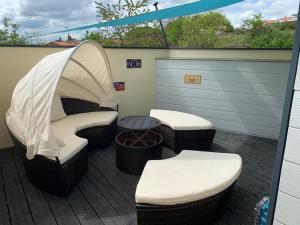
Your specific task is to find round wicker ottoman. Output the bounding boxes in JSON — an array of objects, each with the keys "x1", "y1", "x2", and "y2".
[
  {"x1": 115, "y1": 130, "x2": 163, "y2": 175},
  {"x1": 135, "y1": 150, "x2": 242, "y2": 225}
]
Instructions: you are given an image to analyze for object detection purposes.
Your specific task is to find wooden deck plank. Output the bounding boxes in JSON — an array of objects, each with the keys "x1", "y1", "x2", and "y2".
[
  {"x1": 0, "y1": 150, "x2": 34, "y2": 225},
  {"x1": 226, "y1": 204, "x2": 254, "y2": 225},
  {"x1": 87, "y1": 164, "x2": 137, "y2": 225},
  {"x1": 67, "y1": 188, "x2": 105, "y2": 225},
  {"x1": 89, "y1": 151, "x2": 136, "y2": 207},
  {"x1": 46, "y1": 194, "x2": 81, "y2": 225},
  {"x1": 93, "y1": 146, "x2": 140, "y2": 188},
  {"x1": 78, "y1": 177, "x2": 126, "y2": 225},
  {"x1": 0, "y1": 166, "x2": 11, "y2": 225},
  {"x1": 12, "y1": 150, "x2": 58, "y2": 225}
]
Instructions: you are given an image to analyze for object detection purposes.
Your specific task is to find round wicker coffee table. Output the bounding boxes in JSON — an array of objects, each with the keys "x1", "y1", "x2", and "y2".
[
  {"x1": 115, "y1": 116, "x2": 163, "y2": 175},
  {"x1": 119, "y1": 116, "x2": 161, "y2": 132}
]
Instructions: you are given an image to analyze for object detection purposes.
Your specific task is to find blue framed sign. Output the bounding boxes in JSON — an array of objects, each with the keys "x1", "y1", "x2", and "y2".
[{"x1": 127, "y1": 59, "x2": 142, "y2": 68}]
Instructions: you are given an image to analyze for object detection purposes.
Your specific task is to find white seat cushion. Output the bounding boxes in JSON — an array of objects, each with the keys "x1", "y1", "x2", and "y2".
[
  {"x1": 51, "y1": 111, "x2": 118, "y2": 164},
  {"x1": 135, "y1": 150, "x2": 242, "y2": 205},
  {"x1": 150, "y1": 109, "x2": 214, "y2": 131},
  {"x1": 9, "y1": 111, "x2": 117, "y2": 164}
]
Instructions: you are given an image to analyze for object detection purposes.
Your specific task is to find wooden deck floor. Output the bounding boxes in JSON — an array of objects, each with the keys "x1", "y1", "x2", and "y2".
[{"x1": 0, "y1": 130, "x2": 276, "y2": 225}]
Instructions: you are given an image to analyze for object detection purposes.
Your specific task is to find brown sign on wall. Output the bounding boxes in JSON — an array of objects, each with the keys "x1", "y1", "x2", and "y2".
[{"x1": 184, "y1": 75, "x2": 201, "y2": 84}]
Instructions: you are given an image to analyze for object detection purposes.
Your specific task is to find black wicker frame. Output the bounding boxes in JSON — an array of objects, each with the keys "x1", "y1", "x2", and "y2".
[
  {"x1": 63, "y1": 98, "x2": 118, "y2": 149},
  {"x1": 160, "y1": 124, "x2": 216, "y2": 153},
  {"x1": 61, "y1": 98, "x2": 115, "y2": 114},
  {"x1": 6, "y1": 98, "x2": 118, "y2": 196},
  {"x1": 115, "y1": 130, "x2": 163, "y2": 175},
  {"x1": 77, "y1": 119, "x2": 117, "y2": 149},
  {"x1": 136, "y1": 183, "x2": 234, "y2": 225},
  {"x1": 9, "y1": 133, "x2": 88, "y2": 196}
]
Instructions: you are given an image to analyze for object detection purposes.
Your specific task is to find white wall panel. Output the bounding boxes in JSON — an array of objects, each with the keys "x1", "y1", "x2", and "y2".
[
  {"x1": 295, "y1": 75, "x2": 300, "y2": 91},
  {"x1": 156, "y1": 68, "x2": 288, "y2": 85},
  {"x1": 156, "y1": 59, "x2": 290, "y2": 74},
  {"x1": 274, "y1": 192, "x2": 300, "y2": 225},
  {"x1": 279, "y1": 160, "x2": 300, "y2": 199},
  {"x1": 284, "y1": 127, "x2": 300, "y2": 165},
  {"x1": 158, "y1": 94, "x2": 282, "y2": 118},
  {"x1": 156, "y1": 76, "x2": 285, "y2": 96},
  {"x1": 290, "y1": 92, "x2": 300, "y2": 127},
  {"x1": 155, "y1": 59, "x2": 289, "y2": 139},
  {"x1": 156, "y1": 86, "x2": 285, "y2": 108},
  {"x1": 295, "y1": 55, "x2": 300, "y2": 91}
]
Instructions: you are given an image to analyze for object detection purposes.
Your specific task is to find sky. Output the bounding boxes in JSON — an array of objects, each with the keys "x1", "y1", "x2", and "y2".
[{"x1": 0, "y1": 0, "x2": 299, "y2": 41}]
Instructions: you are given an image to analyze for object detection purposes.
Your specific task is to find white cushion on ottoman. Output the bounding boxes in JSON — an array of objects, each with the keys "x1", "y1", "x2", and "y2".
[
  {"x1": 135, "y1": 150, "x2": 242, "y2": 205},
  {"x1": 150, "y1": 109, "x2": 214, "y2": 131}
]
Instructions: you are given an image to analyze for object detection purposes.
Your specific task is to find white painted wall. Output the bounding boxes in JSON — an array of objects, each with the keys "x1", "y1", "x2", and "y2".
[
  {"x1": 274, "y1": 55, "x2": 300, "y2": 225},
  {"x1": 155, "y1": 59, "x2": 290, "y2": 139}
]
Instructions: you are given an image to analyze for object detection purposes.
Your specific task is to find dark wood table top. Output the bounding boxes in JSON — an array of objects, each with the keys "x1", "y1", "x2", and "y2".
[{"x1": 119, "y1": 116, "x2": 161, "y2": 131}]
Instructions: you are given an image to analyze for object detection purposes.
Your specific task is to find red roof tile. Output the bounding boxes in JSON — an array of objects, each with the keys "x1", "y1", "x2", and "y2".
[{"x1": 46, "y1": 40, "x2": 81, "y2": 47}]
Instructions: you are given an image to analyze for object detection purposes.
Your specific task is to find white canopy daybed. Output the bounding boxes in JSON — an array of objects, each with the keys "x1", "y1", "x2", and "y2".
[{"x1": 5, "y1": 40, "x2": 119, "y2": 196}]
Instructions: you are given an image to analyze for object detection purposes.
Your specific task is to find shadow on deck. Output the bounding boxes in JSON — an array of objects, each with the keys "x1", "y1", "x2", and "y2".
[{"x1": 0, "y1": 130, "x2": 276, "y2": 225}]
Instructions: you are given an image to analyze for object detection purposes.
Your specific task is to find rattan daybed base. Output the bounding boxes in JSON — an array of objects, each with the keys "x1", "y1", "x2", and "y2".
[
  {"x1": 63, "y1": 97, "x2": 118, "y2": 150},
  {"x1": 9, "y1": 134, "x2": 88, "y2": 196},
  {"x1": 6, "y1": 98, "x2": 117, "y2": 196},
  {"x1": 160, "y1": 124, "x2": 216, "y2": 153},
  {"x1": 136, "y1": 183, "x2": 234, "y2": 225},
  {"x1": 77, "y1": 120, "x2": 117, "y2": 149}
]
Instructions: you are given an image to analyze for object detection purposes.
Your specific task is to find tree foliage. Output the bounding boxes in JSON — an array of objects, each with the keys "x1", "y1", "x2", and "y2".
[
  {"x1": 165, "y1": 18, "x2": 184, "y2": 46},
  {"x1": 0, "y1": 18, "x2": 26, "y2": 45},
  {"x1": 124, "y1": 26, "x2": 164, "y2": 47},
  {"x1": 164, "y1": 11, "x2": 295, "y2": 48},
  {"x1": 94, "y1": 0, "x2": 152, "y2": 46},
  {"x1": 242, "y1": 13, "x2": 295, "y2": 48},
  {"x1": 83, "y1": 30, "x2": 114, "y2": 46},
  {"x1": 166, "y1": 12, "x2": 235, "y2": 48}
]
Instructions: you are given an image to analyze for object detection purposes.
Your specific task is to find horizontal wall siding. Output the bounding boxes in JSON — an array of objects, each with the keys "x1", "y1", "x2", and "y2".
[
  {"x1": 275, "y1": 192, "x2": 300, "y2": 225},
  {"x1": 278, "y1": 160, "x2": 300, "y2": 198},
  {"x1": 284, "y1": 127, "x2": 300, "y2": 164},
  {"x1": 295, "y1": 75, "x2": 300, "y2": 90},
  {"x1": 295, "y1": 57, "x2": 300, "y2": 91},
  {"x1": 156, "y1": 68, "x2": 288, "y2": 85},
  {"x1": 274, "y1": 53, "x2": 300, "y2": 225},
  {"x1": 156, "y1": 86, "x2": 285, "y2": 107},
  {"x1": 155, "y1": 59, "x2": 289, "y2": 139},
  {"x1": 156, "y1": 60, "x2": 290, "y2": 73},
  {"x1": 156, "y1": 76, "x2": 285, "y2": 96},
  {"x1": 290, "y1": 92, "x2": 300, "y2": 127}
]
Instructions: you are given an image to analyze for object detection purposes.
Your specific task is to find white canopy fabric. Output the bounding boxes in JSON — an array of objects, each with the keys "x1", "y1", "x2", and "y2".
[{"x1": 6, "y1": 40, "x2": 119, "y2": 160}]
